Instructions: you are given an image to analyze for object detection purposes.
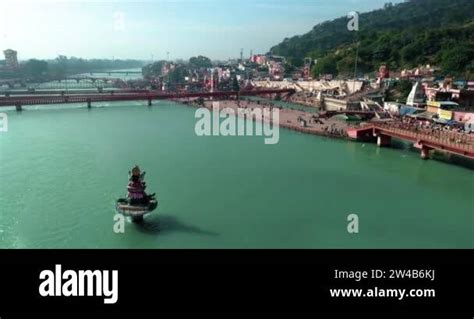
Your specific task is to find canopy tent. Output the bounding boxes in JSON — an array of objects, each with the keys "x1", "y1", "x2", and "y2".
[
  {"x1": 399, "y1": 105, "x2": 419, "y2": 116},
  {"x1": 409, "y1": 111, "x2": 437, "y2": 120},
  {"x1": 330, "y1": 114, "x2": 362, "y2": 122},
  {"x1": 433, "y1": 118, "x2": 456, "y2": 126}
]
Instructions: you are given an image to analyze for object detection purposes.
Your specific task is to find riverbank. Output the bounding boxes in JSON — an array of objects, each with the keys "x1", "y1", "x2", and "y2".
[
  {"x1": 180, "y1": 98, "x2": 349, "y2": 140},
  {"x1": 178, "y1": 97, "x2": 474, "y2": 168}
]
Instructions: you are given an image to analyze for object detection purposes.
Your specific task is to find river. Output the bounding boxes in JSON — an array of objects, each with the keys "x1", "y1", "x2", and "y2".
[{"x1": 0, "y1": 99, "x2": 472, "y2": 248}]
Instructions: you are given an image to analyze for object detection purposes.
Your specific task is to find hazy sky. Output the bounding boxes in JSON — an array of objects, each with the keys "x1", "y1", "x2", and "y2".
[{"x1": 0, "y1": 0, "x2": 402, "y2": 61}]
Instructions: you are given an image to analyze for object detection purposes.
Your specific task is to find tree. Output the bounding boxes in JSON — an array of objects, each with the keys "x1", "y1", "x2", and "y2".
[
  {"x1": 336, "y1": 54, "x2": 356, "y2": 76},
  {"x1": 283, "y1": 62, "x2": 296, "y2": 77},
  {"x1": 167, "y1": 65, "x2": 189, "y2": 85},
  {"x1": 270, "y1": 0, "x2": 474, "y2": 76},
  {"x1": 439, "y1": 45, "x2": 474, "y2": 75},
  {"x1": 142, "y1": 60, "x2": 166, "y2": 79},
  {"x1": 401, "y1": 42, "x2": 423, "y2": 67},
  {"x1": 312, "y1": 55, "x2": 337, "y2": 76},
  {"x1": 189, "y1": 56, "x2": 212, "y2": 69},
  {"x1": 23, "y1": 59, "x2": 48, "y2": 78},
  {"x1": 232, "y1": 76, "x2": 240, "y2": 91},
  {"x1": 385, "y1": 79, "x2": 412, "y2": 102},
  {"x1": 50, "y1": 55, "x2": 68, "y2": 77}
]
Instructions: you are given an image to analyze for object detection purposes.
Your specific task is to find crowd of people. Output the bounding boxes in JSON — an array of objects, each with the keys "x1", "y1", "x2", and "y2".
[
  {"x1": 323, "y1": 123, "x2": 347, "y2": 138},
  {"x1": 398, "y1": 117, "x2": 471, "y2": 133},
  {"x1": 377, "y1": 117, "x2": 473, "y2": 145}
]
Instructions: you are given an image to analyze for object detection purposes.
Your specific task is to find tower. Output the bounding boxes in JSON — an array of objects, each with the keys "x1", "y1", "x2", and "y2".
[{"x1": 3, "y1": 49, "x2": 18, "y2": 70}]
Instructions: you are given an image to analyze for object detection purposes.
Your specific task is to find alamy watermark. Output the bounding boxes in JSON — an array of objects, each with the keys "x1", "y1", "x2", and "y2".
[
  {"x1": 194, "y1": 102, "x2": 280, "y2": 145},
  {"x1": 114, "y1": 214, "x2": 125, "y2": 234},
  {"x1": 113, "y1": 11, "x2": 125, "y2": 31},
  {"x1": 39, "y1": 264, "x2": 118, "y2": 304},
  {"x1": 0, "y1": 113, "x2": 8, "y2": 133},
  {"x1": 347, "y1": 11, "x2": 359, "y2": 31},
  {"x1": 347, "y1": 214, "x2": 359, "y2": 234}
]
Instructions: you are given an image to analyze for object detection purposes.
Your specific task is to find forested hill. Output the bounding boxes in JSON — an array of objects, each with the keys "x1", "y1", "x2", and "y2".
[{"x1": 270, "y1": 0, "x2": 474, "y2": 77}]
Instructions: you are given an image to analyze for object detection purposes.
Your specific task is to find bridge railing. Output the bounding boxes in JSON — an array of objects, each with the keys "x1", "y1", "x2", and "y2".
[
  {"x1": 373, "y1": 122, "x2": 474, "y2": 151},
  {"x1": 0, "y1": 88, "x2": 296, "y2": 107}
]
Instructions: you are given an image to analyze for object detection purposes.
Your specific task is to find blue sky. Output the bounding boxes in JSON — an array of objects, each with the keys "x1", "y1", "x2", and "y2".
[{"x1": 0, "y1": 0, "x2": 402, "y2": 60}]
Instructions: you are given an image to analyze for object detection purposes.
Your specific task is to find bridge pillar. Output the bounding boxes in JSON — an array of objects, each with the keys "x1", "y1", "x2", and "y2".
[
  {"x1": 376, "y1": 134, "x2": 391, "y2": 147},
  {"x1": 15, "y1": 104, "x2": 22, "y2": 112},
  {"x1": 148, "y1": 98, "x2": 152, "y2": 107},
  {"x1": 87, "y1": 99, "x2": 92, "y2": 109},
  {"x1": 420, "y1": 146, "x2": 430, "y2": 160}
]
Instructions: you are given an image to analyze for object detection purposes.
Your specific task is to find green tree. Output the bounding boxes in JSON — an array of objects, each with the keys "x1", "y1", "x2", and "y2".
[
  {"x1": 312, "y1": 55, "x2": 337, "y2": 76},
  {"x1": 142, "y1": 60, "x2": 166, "y2": 79},
  {"x1": 167, "y1": 65, "x2": 189, "y2": 84},
  {"x1": 385, "y1": 79, "x2": 413, "y2": 102},
  {"x1": 336, "y1": 54, "x2": 356, "y2": 76},
  {"x1": 269, "y1": 0, "x2": 474, "y2": 76},
  {"x1": 23, "y1": 59, "x2": 48, "y2": 78},
  {"x1": 232, "y1": 76, "x2": 240, "y2": 91},
  {"x1": 439, "y1": 45, "x2": 474, "y2": 75},
  {"x1": 189, "y1": 56, "x2": 212, "y2": 69}
]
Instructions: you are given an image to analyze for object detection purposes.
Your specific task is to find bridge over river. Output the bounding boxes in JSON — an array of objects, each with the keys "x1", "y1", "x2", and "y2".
[
  {"x1": 347, "y1": 122, "x2": 474, "y2": 160},
  {"x1": 0, "y1": 88, "x2": 295, "y2": 110}
]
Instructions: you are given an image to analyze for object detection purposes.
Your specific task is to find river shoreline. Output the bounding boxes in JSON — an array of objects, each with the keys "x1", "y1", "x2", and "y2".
[
  {"x1": 176, "y1": 97, "x2": 474, "y2": 168},
  {"x1": 178, "y1": 97, "x2": 350, "y2": 140}
]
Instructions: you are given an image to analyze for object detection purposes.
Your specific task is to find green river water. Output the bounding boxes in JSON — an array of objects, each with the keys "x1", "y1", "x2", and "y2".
[{"x1": 0, "y1": 101, "x2": 472, "y2": 248}]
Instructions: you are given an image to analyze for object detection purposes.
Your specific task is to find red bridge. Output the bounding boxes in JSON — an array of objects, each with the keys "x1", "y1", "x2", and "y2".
[
  {"x1": 0, "y1": 88, "x2": 295, "y2": 110},
  {"x1": 1, "y1": 88, "x2": 149, "y2": 96},
  {"x1": 347, "y1": 122, "x2": 474, "y2": 160}
]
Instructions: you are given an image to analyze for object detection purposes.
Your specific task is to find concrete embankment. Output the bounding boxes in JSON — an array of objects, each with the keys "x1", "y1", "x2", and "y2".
[{"x1": 177, "y1": 98, "x2": 349, "y2": 140}]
